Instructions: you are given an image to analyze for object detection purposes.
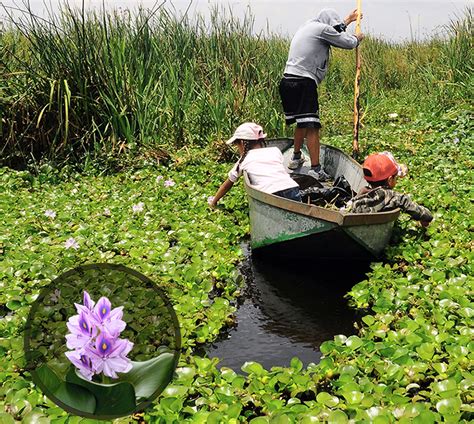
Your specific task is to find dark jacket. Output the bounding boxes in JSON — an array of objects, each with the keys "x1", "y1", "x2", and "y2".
[{"x1": 350, "y1": 186, "x2": 433, "y2": 222}]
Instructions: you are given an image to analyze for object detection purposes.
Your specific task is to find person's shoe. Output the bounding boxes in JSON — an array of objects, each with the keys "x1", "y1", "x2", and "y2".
[
  {"x1": 308, "y1": 165, "x2": 331, "y2": 182},
  {"x1": 288, "y1": 152, "x2": 305, "y2": 170}
]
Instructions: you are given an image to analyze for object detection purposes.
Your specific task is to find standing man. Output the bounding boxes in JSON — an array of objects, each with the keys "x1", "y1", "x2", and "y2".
[{"x1": 279, "y1": 8, "x2": 364, "y2": 180}]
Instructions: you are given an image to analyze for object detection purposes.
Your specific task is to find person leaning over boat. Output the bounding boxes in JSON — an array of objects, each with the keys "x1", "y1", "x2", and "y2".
[
  {"x1": 279, "y1": 8, "x2": 364, "y2": 181},
  {"x1": 348, "y1": 152, "x2": 433, "y2": 226},
  {"x1": 208, "y1": 122, "x2": 301, "y2": 208}
]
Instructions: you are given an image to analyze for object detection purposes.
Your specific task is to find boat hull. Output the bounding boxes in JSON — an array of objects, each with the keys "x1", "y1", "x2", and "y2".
[{"x1": 245, "y1": 140, "x2": 400, "y2": 259}]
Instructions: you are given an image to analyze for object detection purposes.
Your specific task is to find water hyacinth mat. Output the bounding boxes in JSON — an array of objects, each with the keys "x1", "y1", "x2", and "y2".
[{"x1": 23, "y1": 264, "x2": 181, "y2": 419}]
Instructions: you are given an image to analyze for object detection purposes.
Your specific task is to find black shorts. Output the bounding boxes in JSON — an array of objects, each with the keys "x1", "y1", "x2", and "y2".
[{"x1": 279, "y1": 74, "x2": 321, "y2": 128}]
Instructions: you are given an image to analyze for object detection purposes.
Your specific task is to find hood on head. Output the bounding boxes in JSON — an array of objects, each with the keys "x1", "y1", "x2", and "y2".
[{"x1": 315, "y1": 8, "x2": 342, "y2": 26}]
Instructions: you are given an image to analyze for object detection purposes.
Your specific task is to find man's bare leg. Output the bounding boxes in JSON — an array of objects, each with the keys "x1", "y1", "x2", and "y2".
[
  {"x1": 293, "y1": 127, "x2": 307, "y2": 153},
  {"x1": 288, "y1": 127, "x2": 307, "y2": 169},
  {"x1": 306, "y1": 127, "x2": 320, "y2": 167}
]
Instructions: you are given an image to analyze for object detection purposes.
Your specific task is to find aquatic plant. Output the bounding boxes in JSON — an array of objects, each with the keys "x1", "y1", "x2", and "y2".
[
  {"x1": 2, "y1": 104, "x2": 472, "y2": 421},
  {"x1": 64, "y1": 291, "x2": 133, "y2": 380}
]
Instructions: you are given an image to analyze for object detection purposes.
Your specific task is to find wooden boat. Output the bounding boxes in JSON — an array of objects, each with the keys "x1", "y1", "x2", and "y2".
[{"x1": 244, "y1": 138, "x2": 400, "y2": 260}]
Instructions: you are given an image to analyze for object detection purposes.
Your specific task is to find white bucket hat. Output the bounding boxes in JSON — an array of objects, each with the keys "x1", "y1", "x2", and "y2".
[{"x1": 226, "y1": 122, "x2": 267, "y2": 145}]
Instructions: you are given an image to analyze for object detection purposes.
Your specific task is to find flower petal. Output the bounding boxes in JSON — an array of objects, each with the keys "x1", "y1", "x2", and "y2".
[
  {"x1": 83, "y1": 291, "x2": 95, "y2": 310},
  {"x1": 94, "y1": 297, "x2": 112, "y2": 321}
]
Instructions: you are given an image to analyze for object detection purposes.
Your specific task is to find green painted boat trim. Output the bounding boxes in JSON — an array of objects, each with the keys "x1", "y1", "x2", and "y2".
[{"x1": 250, "y1": 226, "x2": 331, "y2": 249}]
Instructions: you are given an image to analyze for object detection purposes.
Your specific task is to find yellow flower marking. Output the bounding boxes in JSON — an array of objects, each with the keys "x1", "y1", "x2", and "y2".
[{"x1": 102, "y1": 342, "x2": 107, "y2": 351}]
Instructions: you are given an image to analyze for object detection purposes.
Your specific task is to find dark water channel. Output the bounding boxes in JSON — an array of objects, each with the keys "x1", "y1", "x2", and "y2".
[{"x1": 206, "y1": 249, "x2": 370, "y2": 371}]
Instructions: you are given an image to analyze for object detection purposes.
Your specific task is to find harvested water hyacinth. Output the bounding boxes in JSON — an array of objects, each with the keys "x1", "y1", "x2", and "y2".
[{"x1": 65, "y1": 291, "x2": 133, "y2": 380}]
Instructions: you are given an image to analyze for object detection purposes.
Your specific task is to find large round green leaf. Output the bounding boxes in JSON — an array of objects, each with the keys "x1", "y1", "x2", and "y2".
[
  {"x1": 66, "y1": 367, "x2": 136, "y2": 416},
  {"x1": 35, "y1": 365, "x2": 96, "y2": 414},
  {"x1": 120, "y1": 351, "x2": 176, "y2": 401}
]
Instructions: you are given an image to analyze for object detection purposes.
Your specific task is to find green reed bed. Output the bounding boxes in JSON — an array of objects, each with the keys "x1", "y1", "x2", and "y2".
[{"x1": 1, "y1": 4, "x2": 472, "y2": 169}]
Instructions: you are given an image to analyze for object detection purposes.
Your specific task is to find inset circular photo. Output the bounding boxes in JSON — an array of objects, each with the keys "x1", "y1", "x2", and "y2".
[{"x1": 24, "y1": 263, "x2": 181, "y2": 419}]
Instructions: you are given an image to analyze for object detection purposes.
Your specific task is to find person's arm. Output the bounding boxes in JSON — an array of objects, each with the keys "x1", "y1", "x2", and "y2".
[
  {"x1": 344, "y1": 9, "x2": 362, "y2": 27},
  {"x1": 210, "y1": 178, "x2": 234, "y2": 208},
  {"x1": 322, "y1": 8, "x2": 364, "y2": 48},
  {"x1": 394, "y1": 192, "x2": 433, "y2": 224},
  {"x1": 319, "y1": 27, "x2": 362, "y2": 49}
]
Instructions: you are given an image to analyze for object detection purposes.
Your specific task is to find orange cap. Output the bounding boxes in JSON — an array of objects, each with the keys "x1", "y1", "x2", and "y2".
[{"x1": 363, "y1": 153, "x2": 400, "y2": 182}]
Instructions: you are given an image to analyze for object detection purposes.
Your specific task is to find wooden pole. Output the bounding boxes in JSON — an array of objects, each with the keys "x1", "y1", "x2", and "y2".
[{"x1": 352, "y1": 0, "x2": 362, "y2": 159}]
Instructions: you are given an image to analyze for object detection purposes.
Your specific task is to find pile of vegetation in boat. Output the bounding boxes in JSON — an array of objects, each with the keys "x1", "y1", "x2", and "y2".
[{"x1": 293, "y1": 174, "x2": 355, "y2": 209}]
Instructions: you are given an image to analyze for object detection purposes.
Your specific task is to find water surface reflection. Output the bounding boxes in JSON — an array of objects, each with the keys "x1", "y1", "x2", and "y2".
[{"x1": 207, "y1": 253, "x2": 369, "y2": 370}]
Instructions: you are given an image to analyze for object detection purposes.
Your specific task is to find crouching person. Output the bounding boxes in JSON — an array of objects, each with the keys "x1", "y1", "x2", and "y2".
[{"x1": 350, "y1": 152, "x2": 433, "y2": 226}]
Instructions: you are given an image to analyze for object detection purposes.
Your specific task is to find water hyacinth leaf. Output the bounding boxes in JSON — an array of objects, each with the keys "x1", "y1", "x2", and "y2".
[
  {"x1": 435, "y1": 398, "x2": 462, "y2": 415},
  {"x1": 175, "y1": 367, "x2": 195, "y2": 382},
  {"x1": 342, "y1": 391, "x2": 364, "y2": 404},
  {"x1": 0, "y1": 413, "x2": 15, "y2": 424},
  {"x1": 35, "y1": 364, "x2": 96, "y2": 414},
  {"x1": 362, "y1": 315, "x2": 375, "y2": 326},
  {"x1": 66, "y1": 367, "x2": 136, "y2": 415},
  {"x1": 412, "y1": 411, "x2": 438, "y2": 424},
  {"x1": 119, "y1": 352, "x2": 175, "y2": 401},
  {"x1": 53, "y1": 382, "x2": 96, "y2": 415},
  {"x1": 241, "y1": 361, "x2": 265, "y2": 376},
  {"x1": 6, "y1": 300, "x2": 22, "y2": 310},
  {"x1": 249, "y1": 417, "x2": 270, "y2": 424},
  {"x1": 269, "y1": 415, "x2": 291, "y2": 424},
  {"x1": 334, "y1": 335, "x2": 347, "y2": 345},
  {"x1": 416, "y1": 343, "x2": 435, "y2": 360},
  {"x1": 220, "y1": 367, "x2": 237, "y2": 382},
  {"x1": 227, "y1": 402, "x2": 243, "y2": 419},
  {"x1": 162, "y1": 385, "x2": 188, "y2": 398},
  {"x1": 327, "y1": 410, "x2": 349, "y2": 424},
  {"x1": 35, "y1": 365, "x2": 61, "y2": 393},
  {"x1": 290, "y1": 357, "x2": 303, "y2": 372},
  {"x1": 316, "y1": 391, "x2": 340, "y2": 407},
  {"x1": 21, "y1": 411, "x2": 50, "y2": 424},
  {"x1": 345, "y1": 336, "x2": 363, "y2": 350},
  {"x1": 432, "y1": 379, "x2": 457, "y2": 394}
]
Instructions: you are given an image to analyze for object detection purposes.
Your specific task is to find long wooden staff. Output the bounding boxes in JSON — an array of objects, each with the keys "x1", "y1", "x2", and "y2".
[{"x1": 352, "y1": 0, "x2": 362, "y2": 158}]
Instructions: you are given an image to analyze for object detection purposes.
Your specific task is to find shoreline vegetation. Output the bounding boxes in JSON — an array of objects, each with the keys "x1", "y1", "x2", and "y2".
[
  {"x1": 1, "y1": 3, "x2": 472, "y2": 170},
  {"x1": 1, "y1": 2, "x2": 473, "y2": 423}
]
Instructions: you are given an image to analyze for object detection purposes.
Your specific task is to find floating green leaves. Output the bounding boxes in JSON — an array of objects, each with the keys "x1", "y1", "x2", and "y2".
[{"x1": 1, "y1": 38, "x2": 473, "y2": 423}]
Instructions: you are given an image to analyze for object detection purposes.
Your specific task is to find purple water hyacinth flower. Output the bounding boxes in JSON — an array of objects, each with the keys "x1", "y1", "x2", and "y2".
[
  {"x1": 95, "y1": 296, "x2": 111, "y2": 320},
  {"x1": 164, "y1": 179, "x2": 175, "y2": 187},
  {"x1": 132, "y1": 202, "x2": 144, "y2": 213},
  {"x1": 65, "y1": 291, "x2": 133, "y2": 380},
  {"x1": 65, "y1": 350, "x2": 95, "y2": 380},
  {"x1": 66, "y1": 310, "x2": 96, "y2": 350},
  {"x1": 64, "y1": 237, "x2": 79, "y2": 250},
  {"x1": 86, "y1": 333, "x2": 134, "y2": 379},
  {"x1": 92, "y1": 297, "x2": 126, "y2": 336},
  {"x1": 44, "y1": 209, "x2": 56, "y2": 219}
]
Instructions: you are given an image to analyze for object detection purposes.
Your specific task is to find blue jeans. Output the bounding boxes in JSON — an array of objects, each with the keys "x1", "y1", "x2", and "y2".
[{"x1": 273, "y1": 187, "x2": 302, "y2": 202}]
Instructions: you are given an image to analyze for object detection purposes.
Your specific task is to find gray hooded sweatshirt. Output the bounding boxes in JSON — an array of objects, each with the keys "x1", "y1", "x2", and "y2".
[{"x1": 284, "y1": 9, "x2": 359, "y2": 84}]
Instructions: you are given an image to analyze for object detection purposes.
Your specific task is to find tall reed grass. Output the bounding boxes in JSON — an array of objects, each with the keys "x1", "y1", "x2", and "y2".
[{"x1": 1, "y1": 2, "x2": 472, "y2": 169}]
